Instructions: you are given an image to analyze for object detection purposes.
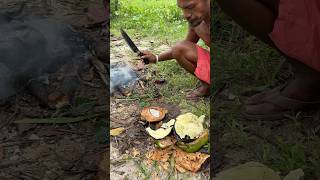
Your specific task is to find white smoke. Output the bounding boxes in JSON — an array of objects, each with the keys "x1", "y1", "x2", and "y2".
[
  {"x1": 110, "y1": 63, "x2": 138, "y2": 94},
  {"x1": 0, "y1": 15, "x2": 87, "y2": 101}
]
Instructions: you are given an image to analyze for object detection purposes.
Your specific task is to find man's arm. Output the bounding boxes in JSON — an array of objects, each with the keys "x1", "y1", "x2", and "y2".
[{"x1": 141, "y1": 28, "x2": 200, "y2": 63}]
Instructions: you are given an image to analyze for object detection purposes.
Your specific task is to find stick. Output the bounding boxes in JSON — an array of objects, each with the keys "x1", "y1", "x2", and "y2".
[{"x1": 91, "y1": 58, "x2": 108, "y2": 88}]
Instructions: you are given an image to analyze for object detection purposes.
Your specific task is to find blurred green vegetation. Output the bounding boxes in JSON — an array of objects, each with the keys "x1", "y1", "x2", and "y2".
[{"x1": 212, "y1": 2, "x2": 320, "y2": 179}]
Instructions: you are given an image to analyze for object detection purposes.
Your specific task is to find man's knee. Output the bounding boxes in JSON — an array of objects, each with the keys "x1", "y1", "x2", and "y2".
[{"x1": 172, "y1": 40, "x2": 192, "y2": 59}]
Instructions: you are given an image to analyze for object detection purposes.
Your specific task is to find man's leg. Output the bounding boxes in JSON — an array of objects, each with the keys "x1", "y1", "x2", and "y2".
[
  {"x1": 172, "y1": 40, "x2": 198, "y2": 74},
  {"x1": 216, "y1": 0, "x2": 320, "y2": 118},
  {"x1": 171, "y1": 40, "x2": 210, "y2": 98}
]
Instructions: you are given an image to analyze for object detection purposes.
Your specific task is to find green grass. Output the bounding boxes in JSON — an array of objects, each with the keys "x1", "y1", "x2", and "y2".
[
  {"x1": 111, "y1": 0, "x2": 187, "y2": 41},
  {"x1": 150, "y1": 60, "x2": 210, "y2": 117},
  {"x1": 212, "y1": 3, "x2": 320, "y2": 179}
]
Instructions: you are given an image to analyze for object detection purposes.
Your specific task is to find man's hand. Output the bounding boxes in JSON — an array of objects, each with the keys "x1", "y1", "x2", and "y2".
[{"x1": 140, "y1": 50, "x2": 157, "y2": 64}]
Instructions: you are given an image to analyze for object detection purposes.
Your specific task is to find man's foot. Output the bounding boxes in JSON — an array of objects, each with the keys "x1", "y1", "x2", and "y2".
[
  {"x1": 242, "y1": 78, "x2": 320, "y2": 121},
  {"x1": 244, "y1": 88, "x2": 277, "y2": 105},
  {"x1": 186, "y1": 84, "x2": 210, "y2": 100}
]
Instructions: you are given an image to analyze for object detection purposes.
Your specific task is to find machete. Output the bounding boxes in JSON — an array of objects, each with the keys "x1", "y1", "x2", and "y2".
[{"x1": 120, "y1": 28, "x2": 149, "y2": 64}]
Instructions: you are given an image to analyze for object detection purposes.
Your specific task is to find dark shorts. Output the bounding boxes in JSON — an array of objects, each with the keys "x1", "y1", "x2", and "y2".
[{"x1": 269, "y1": 0, "x2": 320, "y2": 71}]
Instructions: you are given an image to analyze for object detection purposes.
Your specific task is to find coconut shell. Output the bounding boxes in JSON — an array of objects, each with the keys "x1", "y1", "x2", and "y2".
[{"x1": 141, "y1": 106, "x2": 168, "y2": 122}]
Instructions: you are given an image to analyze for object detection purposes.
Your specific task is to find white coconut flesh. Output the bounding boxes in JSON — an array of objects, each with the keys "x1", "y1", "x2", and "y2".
[
  {"x1": 149, "y1": 108, "x2": 160, "y2": 117},
  {"x1": 146, "y1": 119, "x2": 175, "y2": 139},
  {"x1": 174, "y1": 113, "x2": 205, "y2": 140}
]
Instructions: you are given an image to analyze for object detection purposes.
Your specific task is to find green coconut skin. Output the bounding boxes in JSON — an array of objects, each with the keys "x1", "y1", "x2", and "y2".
[
  {"x1": 155, "y1": 140, "x2": 163, "y2": 148},
  {"x1": 155, "y1": 140, "x2": 169, "y2": 149},
  {"x1": 177, "y1": 130, "x2": 209, "y2": 153}
]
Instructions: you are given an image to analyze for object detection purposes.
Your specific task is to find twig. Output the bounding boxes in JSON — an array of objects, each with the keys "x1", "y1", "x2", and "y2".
[
  {"x1": 0, "y1": 160, "x2": 31, "y2": 169},
  {"x1": 0, "y1": 141, "x2": 32, "y2": 147},
  {"x1": 83, "y1": 21, "x2": 107, "y2": 29},
  {"x1": 0, "y1": 112, "x2": 18, "y2": 130},
  {"x1": 114, "y1": 98, "x2": 139, "y2": 101},
  {"x1": 138, "y1": 80, "x2": 145, "y2": 89},
  {"x1": 53, "y1": 129, "x2": 86, "y2": 135},
  {"x1": 77, "y1": 74, "x2": 102, "y2": 88},
  {"x1": 13, "y1": 169, "x2": 41, "y2": 180},
  {"x1": 91, "y1": 58, "x2": 108, "y2": 88}
]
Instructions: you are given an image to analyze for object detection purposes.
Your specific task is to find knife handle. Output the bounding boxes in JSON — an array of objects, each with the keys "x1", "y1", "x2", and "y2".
[{"x1": 138, "y1": 52, "x2": 149, "y2": 64}]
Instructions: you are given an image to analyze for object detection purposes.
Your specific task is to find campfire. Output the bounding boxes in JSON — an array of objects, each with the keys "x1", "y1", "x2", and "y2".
[
  {"x1": 0, "y1": 4, "x2": 98, "y2": 107},
  {"x1": 110, "y1": 62, "x2": 138, "y2": 96}
]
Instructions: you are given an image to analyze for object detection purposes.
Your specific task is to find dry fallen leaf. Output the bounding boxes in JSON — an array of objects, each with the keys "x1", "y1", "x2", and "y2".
[
  {"x1": 146, "y1": 146, "x2": 209, "y2": 173},
  {"x1": 159, "y1": 162, "x2": 170, "y2": 171},
  {"x1": 110, "y1": 127, "x2": 125, "y2": 136},
  {"x1": 146, "y1": 148, "x2": 172, "y2": 164},
  {"x1": 131, "y1": 148, "x2": 140, "y2": 157},
  {"x1": 175, "y1": 164, "x2": 187, "y2": 173},
  {"x1": 173, "y1": 147, "x2": 210, "y2": 173}
]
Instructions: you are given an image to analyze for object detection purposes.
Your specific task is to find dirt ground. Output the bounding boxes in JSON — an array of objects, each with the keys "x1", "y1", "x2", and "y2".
[
  {"x1": 109, "y1": 34, "x2": 210, "y2": 179},
  {"x1": 0, "y1": 0, "x2": 108, "y2": 179}
]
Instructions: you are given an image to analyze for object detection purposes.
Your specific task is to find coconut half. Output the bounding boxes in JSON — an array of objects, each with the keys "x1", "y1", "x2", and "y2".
[
  {"x1": 146, "y1": 119, "x2": 175, "y2": 139},
  {"x1": 141, "y1": 106, "x2": 168, "y2": 122},
  {"x1": 174, "y1": 113, "x2": 205, "y2": 141}
]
